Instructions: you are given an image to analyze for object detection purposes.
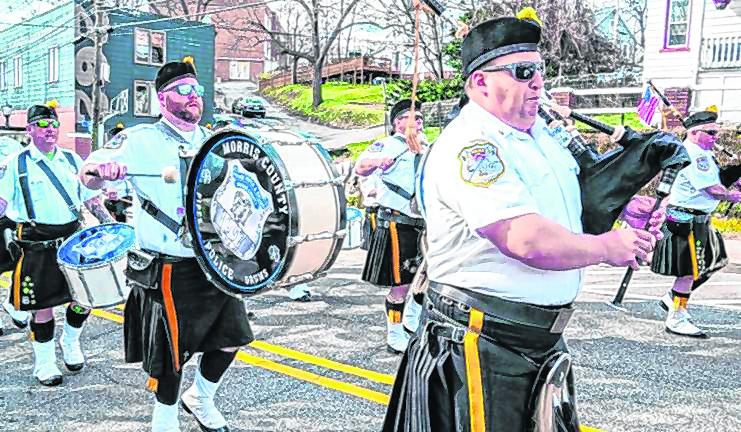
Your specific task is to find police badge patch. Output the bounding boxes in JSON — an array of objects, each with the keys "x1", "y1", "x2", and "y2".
[
  {"x1": 696, "y1": 156, "x2": 710, "y2": 172},
  {"x1": 368, "y1": 141, "x2": 384, "y2": 152},
  {"x1": 103, "y1": 133, "x2": 127, "y2": 150},
  {"x1": 458, "y1": 141, "x2": 505, "y2": 187},
  {"x1": 210, "y1": 160, "x2": 275, "y2": 260}
]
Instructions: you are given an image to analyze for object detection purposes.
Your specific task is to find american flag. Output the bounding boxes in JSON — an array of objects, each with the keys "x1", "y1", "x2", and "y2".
[{"x1": 637, "y1": 85, "x2": 660, "y2": 126}]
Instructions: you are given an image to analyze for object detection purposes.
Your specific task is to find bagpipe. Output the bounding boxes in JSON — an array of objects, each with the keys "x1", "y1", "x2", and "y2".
[{"x1": 538, "y1": 91, "x2": 691, "y2": 308}]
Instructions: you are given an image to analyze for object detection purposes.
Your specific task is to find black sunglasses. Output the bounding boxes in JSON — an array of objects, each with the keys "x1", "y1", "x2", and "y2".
[
  {"x1": 702, "y1": 129, "x2": 719, "y2": 136},
  {"x1": 480, "y1": 61, "x2": 545, "y2": 82}
]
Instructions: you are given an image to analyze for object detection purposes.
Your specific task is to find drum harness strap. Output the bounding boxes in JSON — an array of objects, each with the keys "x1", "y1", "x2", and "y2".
[
  {"x1": 380, "y1": 136, "x2": 424, "y2": 203},
  {"x1": 18, "y1": 149, "x2": 82, "y2": 224},
  {"x1": 136, "y1": 121, "x2": 205, "y2": 236}
]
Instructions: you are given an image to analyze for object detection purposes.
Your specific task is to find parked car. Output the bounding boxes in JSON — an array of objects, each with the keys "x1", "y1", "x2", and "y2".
[{"x1": 232, "y1": 96, "x2": 267, "y2": 118}]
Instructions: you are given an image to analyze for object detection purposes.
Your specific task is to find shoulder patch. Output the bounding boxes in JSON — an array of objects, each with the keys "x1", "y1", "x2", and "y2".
[
  {"x1": 104, "y1": 132, "x2": 127, "y2": 150},
  {"x1": 368, "y1": 141, "x2": 384, "y2": 152},
  {"x1": 458, "y1": 140, "x2": 505, "y2": 187},
  {"x1": 696, "y1": 156, "x2": 709, "y2": 172}
]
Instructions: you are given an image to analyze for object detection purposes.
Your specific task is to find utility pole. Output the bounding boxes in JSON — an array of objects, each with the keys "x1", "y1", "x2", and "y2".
[{"x1": 91, "y1": 0, "x2": 105, "y2": 150}]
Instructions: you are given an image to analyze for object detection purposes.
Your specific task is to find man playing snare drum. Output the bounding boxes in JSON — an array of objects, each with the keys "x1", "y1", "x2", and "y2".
[
  {"x1": 81, "y1": 57, "x2": 252, "y2": 432},
  {"x1": 0, "y1": 101, "x2": 113, "y2": 386}
]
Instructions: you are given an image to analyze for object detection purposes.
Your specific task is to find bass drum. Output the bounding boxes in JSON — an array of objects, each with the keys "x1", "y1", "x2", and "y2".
[{"x1": 185, "y1": 128, "x2": 346, "y2": 296}]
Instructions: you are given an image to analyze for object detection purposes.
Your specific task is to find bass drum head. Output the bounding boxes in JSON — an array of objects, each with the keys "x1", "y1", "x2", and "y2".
[{"x1": 185, "y1": 129, "x2": 296, "y2": 296}]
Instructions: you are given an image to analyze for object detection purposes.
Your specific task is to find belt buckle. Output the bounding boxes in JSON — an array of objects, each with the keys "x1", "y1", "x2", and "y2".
[
  {"x1": 451, "y1": 327, "x2": 466, "y2": 344},
  {"x1": 550, "y1": 307, "x2": 575, "y2": 333}
]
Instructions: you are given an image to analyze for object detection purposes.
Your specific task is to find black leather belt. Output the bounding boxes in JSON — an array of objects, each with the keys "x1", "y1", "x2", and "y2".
[
  {"x1": 16, "y1": 237, "x2": 65, "y2": 251},
  {"x1": 376, "y1": 206, "x2": 424, "y2": 228},
  {"x1": 429, "y1": 282, "x2": 575, "y2": 334}
]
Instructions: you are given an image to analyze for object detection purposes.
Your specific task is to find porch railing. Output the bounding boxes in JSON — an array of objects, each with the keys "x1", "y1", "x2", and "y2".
[{"x1": 701, "y1": 35, "x2": 741, "y2": 69}]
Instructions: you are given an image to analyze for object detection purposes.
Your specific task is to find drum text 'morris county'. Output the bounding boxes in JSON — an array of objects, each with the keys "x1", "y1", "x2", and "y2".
[{"x1": 222, "y1": 139, "x2": 289, "y2": 215}]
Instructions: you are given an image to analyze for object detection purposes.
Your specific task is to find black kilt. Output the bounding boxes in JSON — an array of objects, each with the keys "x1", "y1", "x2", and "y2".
[
  {"x1": 651, "y1": 215, "x2": 728, "y2": 279},
  {"x1": 383, "y1": 288, "x2": 578, "y2": 432},
  {"x1": 9, "y1": 221, "x2": 80, "y2": 311},
  {"x1": 124, "y1": 257, "x2": 253, "y2": 385},
  {"x1": 361, "y1": 210, "x2": 424, "y2": 287},
  {"x1": 361, "y1": 206, "x2": 378, "y2": 251}
]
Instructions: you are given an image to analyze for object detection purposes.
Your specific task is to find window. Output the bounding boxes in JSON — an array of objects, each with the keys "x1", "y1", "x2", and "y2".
[
  {"x1": 664, "y1": 0, "x2": 691, "y2": 49},
  {"x1": 48, "y1": 46, "x2": 59, "y2": 83},
  {"x1": 133, "y1": 80, "x2": 160, "y2": 117},
  {"x1": 150, "y1": 31, "x2": 165, "y2": 65},
  {"x1": 13, "y1": 56, "x2": 22, "y2": 88},
  {"x1": 0, "y1": 61, "x2": 6, "y2": 90},
  {"x1": 134, "y1": 28, "x2": 166, "y2": 66}
]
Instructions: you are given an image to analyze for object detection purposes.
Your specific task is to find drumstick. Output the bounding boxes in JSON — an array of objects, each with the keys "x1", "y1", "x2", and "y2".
[{"x1": 85, "y1": 166, "x2": 179, "y2": 184}]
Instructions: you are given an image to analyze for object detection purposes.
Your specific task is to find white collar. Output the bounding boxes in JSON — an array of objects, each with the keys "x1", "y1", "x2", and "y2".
[
  {"x1": 161, "y1": 116, "x2": 198, "y2": 143},
  {"x1": 462, "y1": 100, "x2": 545, "y2": 143}
]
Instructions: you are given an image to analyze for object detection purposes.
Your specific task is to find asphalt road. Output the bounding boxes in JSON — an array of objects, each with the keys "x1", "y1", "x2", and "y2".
[
  {"x1": 0, "y1": 244, "x2": 739, "y2": 432},
  {"x1": 216, "y1": 82, "x2": 385, "y2": 151}
]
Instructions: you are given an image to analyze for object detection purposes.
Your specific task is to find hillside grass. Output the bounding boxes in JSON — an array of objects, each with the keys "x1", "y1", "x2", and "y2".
[{"x1": 263, "y1": 82, "x2": 384, "y2": 128}]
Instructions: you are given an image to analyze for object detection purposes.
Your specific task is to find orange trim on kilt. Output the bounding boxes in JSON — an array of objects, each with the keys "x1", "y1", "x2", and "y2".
[
  {"x1": 464, "y1": 308, "x2": 486, "y2": 432},
  {"x1": 387, "y1": 309, "x2": 402, "y2": 324},
  {"x1": 160, "y1": 263, "x2": 181, "y2": 371},
  {"x1": 12, "y1": 224, "x2": 23, "y2": 310},
  {"x1": 688, "y1": 231, "x2": 699, "y2": 281},
  {"x1": 146, "y1": 377, "x2": 159, "y2": 393},
  {"x1": 370, "y1": 213, "x2": 377, "y2": 231},
  {"x1": 389, "y1": 221, "x2": 402, "y2": 285}
]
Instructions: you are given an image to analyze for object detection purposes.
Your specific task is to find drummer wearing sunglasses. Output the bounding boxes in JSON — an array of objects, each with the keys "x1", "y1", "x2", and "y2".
[
  {"x1": 81, "y1": 56, "x2": 251, "y2": 432},
  {"x1": 0, "y1": 100, "x2": 115, "y2": 388}
]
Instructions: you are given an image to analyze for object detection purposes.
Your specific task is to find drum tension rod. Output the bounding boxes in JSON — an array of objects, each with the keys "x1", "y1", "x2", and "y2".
[
  {"x1": 286, "y1": 176, "x2": 347, "y2": 189},
  {"x1": 287, "y1": 230, "x2": 346, "y2": 247}
]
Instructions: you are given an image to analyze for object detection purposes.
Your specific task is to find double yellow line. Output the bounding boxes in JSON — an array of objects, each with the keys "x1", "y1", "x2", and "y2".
[
  {"x1": 93, "y1": 308, "x2": 392, "y2": 405},
  {"x1": 94, "y1": 308, "x2": 605, "y2": 432},
  {"x1": 2, "y1": 274, "x2": 604, "y2": 431}
]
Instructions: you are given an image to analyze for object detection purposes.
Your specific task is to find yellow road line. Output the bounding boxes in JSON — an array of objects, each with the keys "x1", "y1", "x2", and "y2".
[
  {"x1": 249, "y1": 340, "x2": 395, "y2": 385},
  {"x1": 235, "y1": 351, "x2": 390, "y2": 405},
  {"x1": 90, "y1": 309, "x2": 606, "y2": 431},
  {"x1": 91, "y1": 309, "x2": 390, "y2": 405},
  {"x1": 111, "y1": 304, "x2": 395, "y2": 385}
]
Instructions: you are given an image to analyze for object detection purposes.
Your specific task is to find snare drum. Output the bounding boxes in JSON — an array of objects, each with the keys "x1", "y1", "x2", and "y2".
[
  {"x1": 57, "y1": 223, "x2": 136, "y2": 309},
  {"x1": 185, "y1": 128, "x2": 346, "y2": 296},
  {"x1": 342, "y1": 207, "x2": 363, "y2": 249}
]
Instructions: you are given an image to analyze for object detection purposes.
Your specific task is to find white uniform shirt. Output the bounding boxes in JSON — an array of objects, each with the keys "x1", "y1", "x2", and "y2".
[
  {"x1": 0, "y1": 144, "x2": 99, "y2": 224},
  {"x1": 0, "y1": 137, "x2": 23, "y2": 160},
  {"x1": 420, "y1": 101, "x2": 584, "y2": 306},
  {"x1": 668, "y1": 140, "x2": 721, "y2": 214},
  {"x1": 359, "y1": 172, "x2": 380, "y2": 208},
  {"x1": 356, "y1": 135, "x2": 426, "y2": 217},
  {"x1": 87, "y1": 119, "x2": 209, "y2": 257}
]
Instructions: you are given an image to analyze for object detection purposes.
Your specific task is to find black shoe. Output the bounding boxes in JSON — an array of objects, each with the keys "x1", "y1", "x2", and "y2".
[
  {"x1": 11, "y1": 317, "x2": 29, "y2": 329},
  {"x1": 180, "y1": 400, "x2": 230, "y2": 432},
  {"x1": 37, "y1": 375, "x2": 63, "y2": 387},
  {"x1": 64, "y1": 361, "x2": 84, "y2": 372},
  {"x1": 386, "y1": 344, "x2": 404, "y2": 355},
  {"x1": 293, "y1": 293, "x2": 311, "y2": 302}
]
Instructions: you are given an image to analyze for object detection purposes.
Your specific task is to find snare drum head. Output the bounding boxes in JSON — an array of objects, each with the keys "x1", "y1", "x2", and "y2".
[
  {"x1": 57, "y1": 223, "x2": 136, "y2": 267},
  {"x1": 185, "y1": 129, "x2": 295, "y2": 296}
]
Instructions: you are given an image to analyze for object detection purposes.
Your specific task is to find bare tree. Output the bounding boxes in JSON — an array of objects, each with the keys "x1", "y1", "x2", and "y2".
[
  {"x1": 243, "y1": 0, "x2": 371, "y2": 108},
  {"x1": 621, "y1": 0, "x2": 647, "y2": 64},
  {"x1": 368, "y1": 0, "x2": 459, "y2": 80},
  {"x1": 451, "y1": 0, "x2": 627, "y2": 78}
]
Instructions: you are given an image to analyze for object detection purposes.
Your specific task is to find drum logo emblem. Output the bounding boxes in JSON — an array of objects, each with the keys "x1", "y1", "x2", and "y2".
[
  {"x1": 210, "y1": 160, "x2": 274, "y2": 260},
  {"x1": 458, "y1": 141, "x2": 505, "y2": 187}
]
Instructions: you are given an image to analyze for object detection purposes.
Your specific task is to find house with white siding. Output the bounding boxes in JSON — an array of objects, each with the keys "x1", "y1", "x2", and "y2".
[{"x1": 642, "y1": 0, "x2": 741, "y2": 125}]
